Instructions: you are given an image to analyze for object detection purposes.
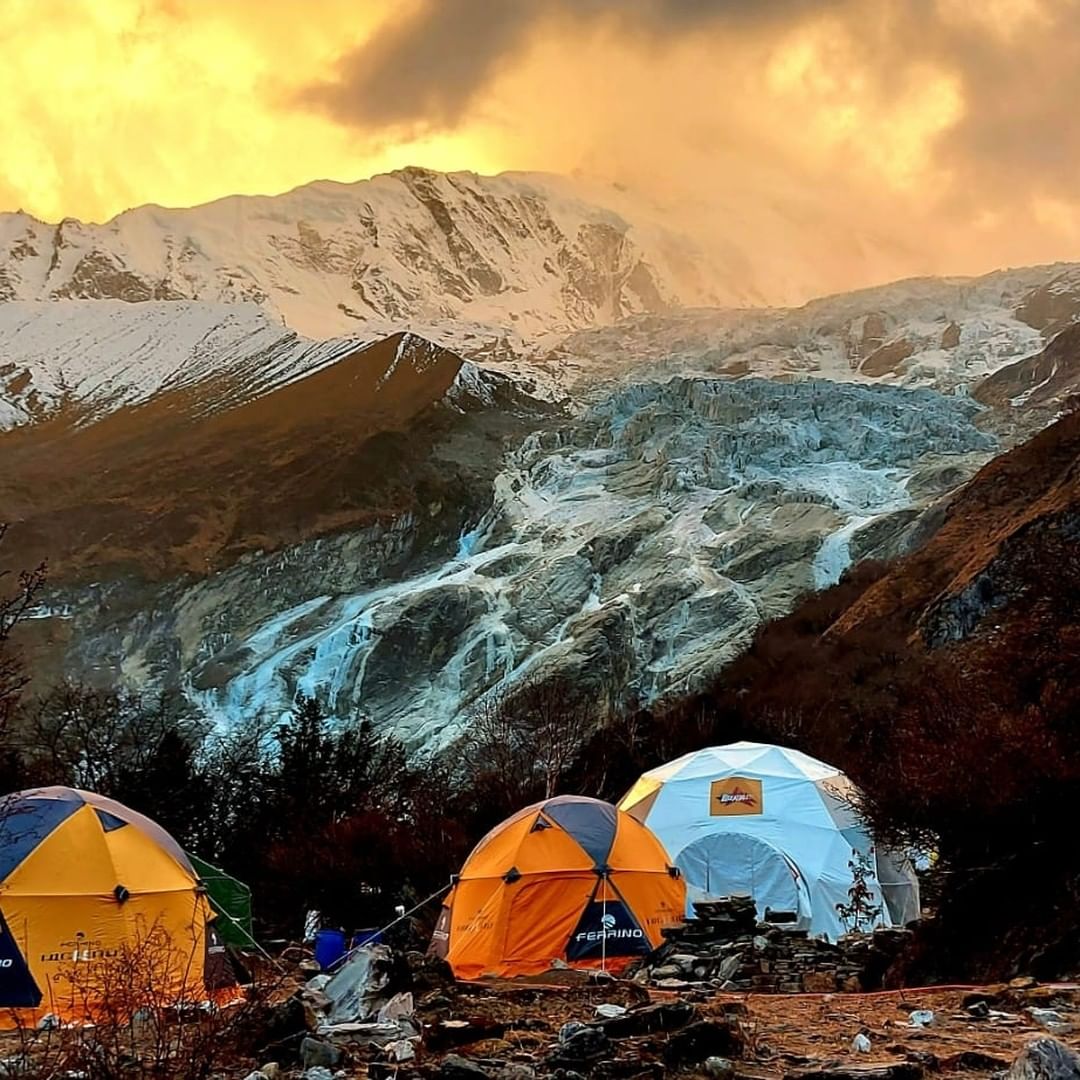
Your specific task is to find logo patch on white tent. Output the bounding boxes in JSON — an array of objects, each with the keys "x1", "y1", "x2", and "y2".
[{"x1": 710, "y1": 777, "x2": 763, "y2": 816}]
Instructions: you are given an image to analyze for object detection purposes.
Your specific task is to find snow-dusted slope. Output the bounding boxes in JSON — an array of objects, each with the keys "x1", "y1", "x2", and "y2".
[
  {"x1": 0, "y1": 168, "x2": 736, "y2": 346},
  {"x1": 0, "y1": 300, "x2": 368, "y2": 427},
  {"x1": 4, "y1": 261, "x2": 1078, "y2": 431}
]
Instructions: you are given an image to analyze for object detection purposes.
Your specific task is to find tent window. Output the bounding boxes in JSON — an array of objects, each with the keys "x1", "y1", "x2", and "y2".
[{"x1": 95, "y1": 809, "x2": 129, "y2": 833}]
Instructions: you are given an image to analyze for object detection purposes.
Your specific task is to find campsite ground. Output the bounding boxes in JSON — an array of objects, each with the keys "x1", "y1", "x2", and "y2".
[
  {"x1": 5, "y1": 963, "x2": 1079, "y2": 1078},
  {"x1": 413, "y1": 979, "x2": 1080, "y2": 1077}
]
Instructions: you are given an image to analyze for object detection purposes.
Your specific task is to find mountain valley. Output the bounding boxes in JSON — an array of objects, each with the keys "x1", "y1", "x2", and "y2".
[{"x1": 1, "y1": 169, "x2": 1077, "y2": 752}]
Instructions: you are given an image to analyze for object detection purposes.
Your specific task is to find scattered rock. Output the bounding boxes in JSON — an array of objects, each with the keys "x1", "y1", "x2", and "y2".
[
  {"x1": 642, "y1": 896, "x2": 909, "y2": 994},
  {"x1": 548, "y1": 1023, "x2": 612, "y2": 1068},
  {"x1": 706, "y1": 1057, "x2": 737, "y2": 1080},
  {"x1": 962, "y1": 991, "x2": 1002, "y2": 1010},
  {"x1": 377, "y1": 990, "x2": 415, "y2": 1024},
  {"x1": 303, "y1": 1068, "x2": 334, "y2": 1080},
  {"x1": 1030, "y1": 1009, "x2": 1073, "y2": 1034},
  {"x1": 386, "y1": 1037, "x2": 417, "y2": 1062},
  {"x1": 428, "y1": 1017, "x2": 507, "y2": 1049},
  {"x1": 300, "y1": 1036, "x2": 341, "y2": 1069},
  {"x1": 664, "y1": 1019, "x2": 746, "y2": 1064},
  {"x1": 438, "y1": 1055, "x2": 494, "y2": 1080},
  {"x1": 942, "y1": 1050, "x2": 1010, "y2": 1071},
  {"x1": 495, "y1": 1066, "x2": 537, "y2": 1080},
  {"x1": 596, "y1": 1000, "x2": 696, "y2": 1038},
  {"x1": 852, "y1": 1033, "x2": 872, "y2": 1053},
  {"x1": 1006, "y1": 1038, "x2": 1080, "y2": 1080},
  {"x1": 594, "y1": 1003, "x2": 628, "y2": 1019},
  {"x1": 258, "y1": 1065, "x2": 281, "y2": 1080}
]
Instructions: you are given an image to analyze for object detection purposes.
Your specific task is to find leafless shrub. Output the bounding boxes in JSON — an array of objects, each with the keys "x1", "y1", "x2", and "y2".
[{"x1": 1, "y1": 915, "x2": 271, "y2": 1080}]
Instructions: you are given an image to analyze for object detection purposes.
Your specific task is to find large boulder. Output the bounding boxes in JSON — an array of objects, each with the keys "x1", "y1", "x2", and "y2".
[{"x1": 1006, "y1": 1038, "x2": 1080, "y2": 1080}]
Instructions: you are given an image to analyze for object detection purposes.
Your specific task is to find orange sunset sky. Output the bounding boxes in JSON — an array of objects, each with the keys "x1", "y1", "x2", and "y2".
[{"x1": 3, "y1": 0, "x2": 1078, "y2": 294}]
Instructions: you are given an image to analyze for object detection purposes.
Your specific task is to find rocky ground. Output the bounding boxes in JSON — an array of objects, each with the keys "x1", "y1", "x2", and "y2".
[
  {"x1": 124, "y1": 965, "x2": 1080, "y2": 1080},
  {"x1": 4, "y1": 911, "x2": 1080, "y2": 1080}
]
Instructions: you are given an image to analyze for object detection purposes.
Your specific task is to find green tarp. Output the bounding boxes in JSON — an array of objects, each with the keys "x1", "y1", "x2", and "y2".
[{"x1": 189, "y1": 853, "x2": 254, "y2": 948}]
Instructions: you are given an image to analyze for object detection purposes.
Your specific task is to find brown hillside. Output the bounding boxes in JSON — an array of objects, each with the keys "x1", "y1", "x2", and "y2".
[
  {"x1": 0, "y1": 333, "x2": 488, "y2": 582},
  {"x1": 828, "y1": 405, "x2": 1080, "y2": 643}
]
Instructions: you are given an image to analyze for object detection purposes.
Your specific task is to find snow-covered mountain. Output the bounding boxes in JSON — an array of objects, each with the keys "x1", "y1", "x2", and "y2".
[
  {"x1": 0, "y1": 301, "x2": 363, "y2": 428},
  {"x1": 0, "y1": 168, "x2": 736, "y2": 348},
  {"x1": 549, "y1": 264, "x2": 1080, "y2": 394}
]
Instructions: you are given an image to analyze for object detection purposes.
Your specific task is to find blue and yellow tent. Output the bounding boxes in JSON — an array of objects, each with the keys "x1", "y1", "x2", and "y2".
[{"x1": 0, "y1": 787, "x2": 227, "y2": 1026}]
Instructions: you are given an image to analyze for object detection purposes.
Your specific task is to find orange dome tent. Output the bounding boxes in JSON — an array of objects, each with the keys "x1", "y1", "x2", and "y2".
[
  {"x1": 430, "y1": 795, "x2": 685, "y2": 979},
  {"x1": 0, "y1": 787, "x2": 232, "y2": 1027}
]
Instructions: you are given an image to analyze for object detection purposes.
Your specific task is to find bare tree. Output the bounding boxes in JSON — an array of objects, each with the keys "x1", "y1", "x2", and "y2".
[
  {"x1": 460, "y1": 676, "x2": 597, "y2": 816},
  {"x1": 0, "y1": 523, "x2": 46, "y2": 738}
]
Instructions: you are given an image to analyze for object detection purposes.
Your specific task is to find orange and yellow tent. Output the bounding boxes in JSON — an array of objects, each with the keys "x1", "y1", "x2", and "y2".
[
  {"x1": 430, "y1": 795, "x2": 685, "y2": 979},
  {"x1": 0, "y1": 787, "x2": 231, "y2": 1026}
]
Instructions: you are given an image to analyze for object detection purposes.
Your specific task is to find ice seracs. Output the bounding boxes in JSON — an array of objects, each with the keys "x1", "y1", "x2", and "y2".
[{"x1": 187, "y1": 377, "x2": 995, "y2": 749}]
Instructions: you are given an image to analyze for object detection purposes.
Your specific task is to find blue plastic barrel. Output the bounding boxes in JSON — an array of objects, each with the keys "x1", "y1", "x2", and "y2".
[
  {"x1": 352, "y1": 928, "x2": 382, "y2": 949},
  {"x1": 314, "y1": 928, "x2": 346, "y2": 970}
]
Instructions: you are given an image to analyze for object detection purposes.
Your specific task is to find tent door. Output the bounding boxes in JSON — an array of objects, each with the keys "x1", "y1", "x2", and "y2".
[
  {"x1": 675, "y1": 832, "x2": 810, "y2": 925},
  {"x1": 501, "y1": 878, "x2": 593, "y2": 967}
]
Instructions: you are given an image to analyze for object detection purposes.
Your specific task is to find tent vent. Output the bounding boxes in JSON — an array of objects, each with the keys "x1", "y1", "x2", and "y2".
[
  {"x1": 113, "y1": 885, "x2": 130, "y2": 904},
  {"x1": 503, "y1": 867, "x2": 522, "y2": 884},
  {"x1": 530, "y1": 816, "x2": 552, "y2": 832},
  {"x1": 95, "y1": 809, "x2": 129, "y2": 833}
]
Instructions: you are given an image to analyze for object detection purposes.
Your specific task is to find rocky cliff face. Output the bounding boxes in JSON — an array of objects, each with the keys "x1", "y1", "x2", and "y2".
[
  {"x1": 975, "y1": 321, "x2": 1080, "y2": 411},
  {"x1": 826, "y1": 404, "x2": 1080, "y2": 648}
]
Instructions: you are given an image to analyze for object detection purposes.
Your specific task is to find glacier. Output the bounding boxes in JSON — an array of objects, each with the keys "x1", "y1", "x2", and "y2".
[{"x1": 187, "y1": 376, "x2": 996, "y2": 749}]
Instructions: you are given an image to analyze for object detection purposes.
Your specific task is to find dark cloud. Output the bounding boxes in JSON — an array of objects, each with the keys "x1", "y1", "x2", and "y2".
[
  {"x1": 927, "y1": 2, "x2": 1080, "y2": 204},
  {"x1": 301, "y1": 1, "x2": 535, "y2": 129},
  {"x1": 300, "y1": 0, "x2": 840, "y2": 131},
  {"x1": 300, "y1": 0, "x2": 1080, "y2": 238}
]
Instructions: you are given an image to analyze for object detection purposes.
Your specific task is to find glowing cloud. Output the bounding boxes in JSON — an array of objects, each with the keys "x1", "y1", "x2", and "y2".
[{"x1": 2, "y1": 0, "x2": 1079, "y2": 293}]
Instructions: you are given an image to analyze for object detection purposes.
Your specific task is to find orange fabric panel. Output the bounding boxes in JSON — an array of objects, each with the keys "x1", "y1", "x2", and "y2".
[
  {"x1": 610, "y1": 870, "x2": 686, "y2": 948},
  {"x1": 0, "y1": 891, "x2": 211, "y2": 1027},
  {"x1": 463, "y1": 817, "x2": 593, "y2": 879},
  {"x1": 608, "y1": 814, "x2": 677, "y2": 873},
  {"x1": 5, "y1": 806, "x2": 192, "y2": 898},
  {"x1": 444, "y1": 877, "x2": 511, "y2": 979},
  {"x1": 459, "y1": 813, "x2": 538, "y2": 879},
  {"x1": 500, "y1": 824, "x2": 594, "y2": 876},
  {"x1": 464, "y1": 802, "x2": 546, "y2": 864},
  {"x1": 501, "y1": 876, "x2": 595, "y2": 967}
]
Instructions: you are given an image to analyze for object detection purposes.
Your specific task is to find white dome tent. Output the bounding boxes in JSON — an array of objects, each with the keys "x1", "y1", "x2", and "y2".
[{"x1": 618, "y1": 741, "x2": 919, "y2": 941}]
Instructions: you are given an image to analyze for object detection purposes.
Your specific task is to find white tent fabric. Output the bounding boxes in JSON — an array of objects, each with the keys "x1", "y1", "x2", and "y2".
[{"x1": 618, "y1": 741, "x2": 920, "y2": 941}]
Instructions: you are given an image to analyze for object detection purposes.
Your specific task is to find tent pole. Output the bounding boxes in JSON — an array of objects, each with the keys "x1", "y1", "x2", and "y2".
[{"x1": 601, "y1": 880, "x2": 607, "y2": 974}]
